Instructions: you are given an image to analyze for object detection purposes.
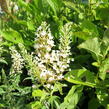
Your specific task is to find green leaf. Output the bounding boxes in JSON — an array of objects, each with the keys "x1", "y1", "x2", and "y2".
[
  {"x1": 46, "y1": 0, "x2": 57, "y2": 15},
  {"x1": 0, "y1": 103, "x2": 5, "y2": 108},
  {"x1": 92, "y1": 62, "x2": 100, "y2": 67},
  {"x1": 0, "y1": 58, "x2": 7, "y2": 64},
  {"x1": 101, "y1": 28, "x2": 109, "y2": 57},
  {"x1": 27, "y1": 21, "x2": 35, "y2": 30},
  {"x1": 74, "y1": 31, "x2": 91, "y2": 40},
  {"x1": 60, "y1": 85, "x2": 83, "y2": 109},
  {"x1": 0, "y1": 30, "x2": 24, "y2": 44},
  {"x1": 18, "y1": 0, "x2": 31, "y2": 12},
  {"x1": 48, "y1": 96, "x2": 60, "y2": 109},
  {"x1": 95, "y1": 3, "x2": 109, "y2": 24},
  {"x1": 65, "y1": 69, "x2": 96, "y2": 87},
  {"x1": 78, "y1": 37, "x2": 102, "y2": 61},
  {"x1": 33, "y1": 0, "x2": 44, "y2": 13},
  {"x1": 32, "y1": 89, "x2": 45, "y2": 97},
  {"x1": 74, "y1": 54, "x2": 91, "y2": 64},
  {"x1": 51, "y1": 82, "x2": 67, "y2": 95},
  {"x1": 88, "y1": 97, "x2": 100, "y2": 109},
  {"x1": 63, "y1": 1, "x2": 80, "y2": 13},
  {"x1": 0, "y1": 88, "x2": 5, "y2": 95},
  {"x1": 99, "y1": 58, "x2": 109, "y2": 80},
  {"x1": 79, "y1": 20, "x2": 99, "y2": 39},
  {"x1": 30, "y1": 101, "x2": 42, "y2": 109},
  {"x1": 65, "y1": 77, "x2": 96, "y2": 88}
]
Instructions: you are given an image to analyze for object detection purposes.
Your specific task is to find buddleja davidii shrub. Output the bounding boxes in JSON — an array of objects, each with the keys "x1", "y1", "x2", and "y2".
[
  {"x1": 10, "y1": 21, "x2": 73, "y2": 108},
  {"x1": 17, "y1": 22, "x2": 72, "y2": 87}
]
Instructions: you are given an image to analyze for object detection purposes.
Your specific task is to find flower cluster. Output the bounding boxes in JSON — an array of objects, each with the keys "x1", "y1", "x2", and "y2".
[
  {"x1": 33, "y1": 22, "x2": 73, "y2": 88},
  {"x1": 34, "y1": 22, "x2": 55, "y2": 58},
  {"x1": 18, "y1": 43, "x2": 40, "y2": 78},
  {"x1": 11, "y1": 22, "x2": 73, "y2": 89},
  {"x1": 10, "y1": 46, "x2": 24, "y2": 74}
]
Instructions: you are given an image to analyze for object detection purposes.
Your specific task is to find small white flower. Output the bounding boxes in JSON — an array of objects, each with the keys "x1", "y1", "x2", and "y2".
[
  {"x1": 69, "y1": 69, "x2": 71, "y2": 71},
  {"x1": 48, "y1": 77, "x2": 55, "y2": 82},
  {"x1": 67, "y1": 59, "x2": 70, "y2": 63},
  {"x1": 46, "y1": 46, "x2": 51, "y2": 51},
  {"x1": 47, "y1": 40, "x2": 54, "y2": 46},
  {"x1": 14, "y1": 5, "x2": 19, "y2": 11},
  {"x1": 40, "y1": 72, "x2": 47, "y2": 79},
  {"x1": 38, "y1": 53, "x2": 41, "y2": 57},
  {"x1": 44, "y1": 53, "x2": 50, "y2": 59},
  {"x1": 62, "y1": 53, "x2": 67, "y2": 58},
  {"x1": 50, "y1": 85, "x2": 54, "y2": 89},
  {"x1": 46, "y1": 84, "x2": 51, "y2": 88},
  {"x1": 39, "y1": 44, "x2": 44, "y2": 48},
  {"x1": 53, "y1": 64, "x2": 57, "y2": 70},
  {"x1": 60, "y1": 68, "x2": 64, "y2": 72},
  {"x1": 46, "y1": 70, "x2": 52, "y2": 76},
  {"x1": 57, "y1": 74, "x2": 64, "y2": 80},
  {"x1": 71, "y1": 58, "x2": 74, "y2": 62},
  {"x1": 32, "y1": 85, "x2": 37, "y2": 88},
  {"x1": 37, "y1": 26, "x2": 42, "y2": 31},
  {"x1": 48, "y1": 33, "x2": 53, "y2": 39},
  {"x1": 38, "y1": 63, "x2": 45, "y2": 69},
  {"x1": 41, "y1": 31, "x2": 46, "y2": 36}
]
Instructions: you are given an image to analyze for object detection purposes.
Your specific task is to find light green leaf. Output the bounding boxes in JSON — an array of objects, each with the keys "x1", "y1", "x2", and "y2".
[
  {"x1": 80, "y1": 20, "x2": 99, "y2": 39},
  {"x1": 99, "y1": 58, "x2": 109, "y2": 80},
  {"x1": 0, "y1": 88, "x2": 5, "y2": 95},
  {"x1": 95, "y1": 3, "x2": 109, "y2": 23},
  {"x1": 32, "y1": 89, "x2": 45, "y2": 97},
  {"x1": 0, "y1": 30, "x2": 24, "y2": 44},
  {"x1": 27, "y1": 21, "x2": 35, "y2": 30},
  {"x1": 0, "y1": 59, "x2": 7, "y2": 64},
  {"x1": 78, "y1": 37, "x2": 102, "y2": 61},
  {"x1": 65, "y1": 69, "x2": 96, "y2": 87},
  {"x1": 51, "y1": 82, "x2": 67, "y2": 95},
  {"x1": 63, "y1": 1, "x2": 80, "y2": 13},
  {"x1": 74, "y1": 31, "x2": 91, "y2": 40},
  {"x1": 30, "y1": 101, "x2": 42, "y2": 109},
  {"x1": 65, "y1": 77, "x2": 96, "y2": 88},
  {"x1": 46, "y1": 0, "x2": 57, "y2": 15},
  {"x1": 48, "y1": 96, "x2": 60, "y2": 109},
  {"x1": 101, "y1": 28, "x2": 109, "y2": 57},
  {"x1": 60, "y1": 85, "x2": 83, "y2": 109},
  {"x1": 92, "y1": 62, "x2": 100, "y2": 67}
]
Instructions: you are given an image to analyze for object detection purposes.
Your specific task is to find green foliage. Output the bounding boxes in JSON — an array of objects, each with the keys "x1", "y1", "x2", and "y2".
[
  {"x1": 0, "y1": 0, "x2": 109, "y2": 109},
  {"x1": 60, "y1": 85, "x2": 83, "y2": 109},
  {"x1": 74, "y1": 20, "x2": 99, "y2": 40},
  {"x1": 78, "y1": 37, "x2": 102, "y2": 61},
  {"x1": 0, "y1": 29, "x2": 24, "y2": 44},
  {"x1": 65, "y1": 68, "x2": 96, "y2": 87}
]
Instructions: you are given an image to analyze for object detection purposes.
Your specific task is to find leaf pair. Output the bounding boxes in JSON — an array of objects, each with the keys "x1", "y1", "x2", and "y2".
[{"x1": 78, "y1": 35, "x2": 109, "y2": 80}]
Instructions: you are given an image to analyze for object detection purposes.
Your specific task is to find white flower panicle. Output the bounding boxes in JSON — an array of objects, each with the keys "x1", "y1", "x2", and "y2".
[
  {"x1": 18, "y1": 43, "x2": 40, "y2": 77},
  {"x1": 59, "y1": 22, "x2": 72, "y2": 51},
  {"x1": 34, "y1": 22, "x2": 54, "y2": 59},
  {"x1": 58, "y1": 22, "x2": 73, "y2": 72},
  {"x1": 10, "y1": 46, "x2": 24, "y2": 74},
  {"x1": 33, "y1": 22, "x2": 73, "y2": 88},
  {"x1": 10, "y1": 22, "x2": 73, "y2": 89}
]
